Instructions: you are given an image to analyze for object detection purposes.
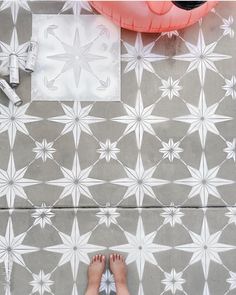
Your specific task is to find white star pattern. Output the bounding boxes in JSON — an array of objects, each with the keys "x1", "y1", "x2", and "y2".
[
  {"x1": 175, "y1": 153, "x2": 234, "y2": 206},
  {"x1": 0, "y1": 153, "x2": 40, "y2": 207},
  {"x1": 99, "y1": 270, "x2": 116, "y2": 294},
  {"x1": 225, "y1": 206, "x2": 236, "y2": 225},
  {"x1": 161, "y1": 269, "x2": 185, "y2": 294},
  {"x1": 174, "y1": 90, "x2": 232, "y2": 148},
  {"x1": 112, "y1": 90, "x2": 168, "y2": 149},
  {"x1": 111, "y1": 154, "x2": 169, "y2": 207},
  {"x1": 30, "y1": 271, "x2": 54, "y2": 295},
  {"x1": 33, "y1": 139, "x2": 56, "y2": 162},
  {"x1": 49, "y1": 102, "x2": 105, "y2": 148},
  {"x1": 224, "y1": 138, "x2": 236, "y2": 161},
  {"x1": 110, "y1": 216, "x2": 170, "y2": 280},
  {"x1": 159, "y1": 77, "x2": 182, "y2": 100},
  {"x1": 173, "y1": 30, "x2": 231, "y2": 85},
  {"x1": 159, "y1": 139, "x2": 183, "y2": 162},
  {"x1": 161, "y1": 206, "x2": 184, "y2": 227},
  {"x1": 0, "y1": 102, "x2": 41, "y2": 149},
  {"x1": 96, "y1": 208, "x2": 120, "y2": 227},
  {"x1": 47, "y1": 153, "x2": 104, "y2": 207},
  {"x1": 31, "y1": 203, "x2": 55, "y2": 228},
  {"x1": 223, "y1": 76, "x2": 236, "y2": 99},
  {"x1": 0, "y1": 217, "x2": 38, "y2": 274},
  {"x1": 176, "y1": 216, "x2": 235, "y2": 279},
  {"x1": 227, "y1": 271, "x2": 236, "y2": 290},
  {"x1": 60, "y1": 0, "x2": 92, "y2": 15},
  {"x1": 220, "y1": 16, "x2": 234, "y2": 38},
  {"x1": 0, "y1": 0, "x2": 31, "y2": 24},
  {"x1": 45, "y1": 217, "x2": 105, "y2": 280},
  {"x1": 97, "y1": 139, "x2": 120, "y2": 162},
  {"x1": 122, "y1": 33, "x2": 167, "y2": 86},
  {"x1": 0, "y1": 3, "x2": 235, "y2": 295},
  {"x1": 0, "y1": 27, "x2": 29, "y2": 72}
]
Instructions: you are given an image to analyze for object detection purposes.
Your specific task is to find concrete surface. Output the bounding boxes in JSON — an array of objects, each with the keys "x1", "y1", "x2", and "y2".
[{"x1": 0, "y1": 1, "x2": 236, "y2": 295}]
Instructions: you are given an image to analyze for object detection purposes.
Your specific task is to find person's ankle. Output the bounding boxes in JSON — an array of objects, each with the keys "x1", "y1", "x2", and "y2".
[
  {"x1": 86, "y1": 282, "x2": 99, "y2": 292},
  {"x1": 115, "y1": 278, "x2": 128, "y2": 290}
]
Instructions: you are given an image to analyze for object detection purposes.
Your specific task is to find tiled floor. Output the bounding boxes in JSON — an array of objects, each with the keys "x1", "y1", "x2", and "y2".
[{"x1": 0, "y1": 1, "x2": 236, "y2": 295}]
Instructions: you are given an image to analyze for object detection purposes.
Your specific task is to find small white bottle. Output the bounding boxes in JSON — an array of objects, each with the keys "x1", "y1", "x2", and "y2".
[
  {"x1": 9, "y1": 53, "x2": 20, "y2": 88},
  {"x1": 25, "y1": 38, "x2": 39, "y2": 72},
  {"x1": 0, "y1": 79, "x2": 23, "y2": 106}
]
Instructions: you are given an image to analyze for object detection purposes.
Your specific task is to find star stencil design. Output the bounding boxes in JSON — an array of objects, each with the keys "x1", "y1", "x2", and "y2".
[
  {"x1": 0, "y1": 27, "x2": 29, "y2": 72},
  {"x1": 176, "y1": 216, "x2": 235, "y2": 279},
  {"x1": 49, "y1": 102, "x2": 105, "y2": 148},
  {"x1": 175, "y1": 153, "x2": 234, "y2": 206},
  {"x1": 47, "y1": 153, "x2": 104, "y2": 207},
  {"x1": 60, "y1": 0, "x2": 92, "y2": 15},
  {"x1": 110, "y1": 216, "x2": 170, "y2": 280},
  {"x1": 173, "y1": 30, "x2": 231, "y2": 85},
  {"x1": 0, "y1": 217, "x2": 38, "y2": 278},
  {"x1": 112, "y1": 90, "x2": 168, "y2": 149},
  {"x1": 0, "y1": 102, "x2": 42, "y2": 149},
  {"x1": 0, "y1": 153, "x2": 40, "y2": 208},
  {"x1": 30, "y1": 271, "x2": 54, "y2": 295},
  {"x1": 162, "y1": 269, "x2": 185, "y2": 294},
  {"x1": 174, "y1": 90, "x2": 232, "y2": 148},
  {"x1": 45, "y1": 217, "x2": 105, "y2": 280},
  {"x1": 122, "y1": 33, "x2": 167, "y2": 86},
  {"x1": 0, "y1": 0, "x2": 31, "y2": 24},
  {"x1": 111, "y1": 154, "x2": 169, "y2": 206},
  {"x1": 48, "y1": 28, "x2": 106, "y2": 87}
]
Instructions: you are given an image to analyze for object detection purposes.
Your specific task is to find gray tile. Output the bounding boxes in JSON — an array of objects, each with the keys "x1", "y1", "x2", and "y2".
[
  {"x1": 0, "y1": 2, "x2": 236, "y2": 208},
  {"x1": 0, "y1": 208, "x2": 235, "y2": 295}
]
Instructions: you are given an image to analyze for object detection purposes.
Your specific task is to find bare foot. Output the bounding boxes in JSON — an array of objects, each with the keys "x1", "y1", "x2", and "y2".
[
  {"x1": 85, "y1": 255, "x2": 106, "y2": 295},
  {"x1": 110, "y1": 253, "x2": 130, "y2": 295}
]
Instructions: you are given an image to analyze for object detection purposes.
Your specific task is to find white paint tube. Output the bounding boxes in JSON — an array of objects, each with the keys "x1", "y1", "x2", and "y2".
[
  {"x1": 0, "y1": 79, "x2": 23, "y2": 106},
  {"x1": 25, "y1": 39, "x2": 39, "y2": 72},
  {"x1": 9, "y1": 53, "x2": 20, "y2": 88}
]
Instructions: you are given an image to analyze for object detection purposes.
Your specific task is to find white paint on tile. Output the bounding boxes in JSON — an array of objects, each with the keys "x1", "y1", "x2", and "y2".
[{"x1": 31, "y1": 14, "x2": 120, "y2": 101}]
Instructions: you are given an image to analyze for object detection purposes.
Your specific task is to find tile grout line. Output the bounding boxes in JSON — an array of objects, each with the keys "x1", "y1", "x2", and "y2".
[{"x1": 0, "y1": 205, "x2": 235, "y2": 211}]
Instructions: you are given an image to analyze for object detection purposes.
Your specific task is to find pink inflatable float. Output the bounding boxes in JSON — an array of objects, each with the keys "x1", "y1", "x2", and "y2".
[{"x1": 90, "y1": 1, "x2": 218, "y2": 33}]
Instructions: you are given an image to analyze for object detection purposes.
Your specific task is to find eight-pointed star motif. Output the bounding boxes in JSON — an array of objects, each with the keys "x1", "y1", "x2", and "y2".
[
  {"x1": 0, "y1": 217, "x2": 38, "y2": 280},
  {"x1": 0, "y1": 0, "x2": 31, "y2": 24},
  {"x1": 0, "y1": 27, "x2": 29, "y2": 72},
  {"x1": 161, "y1": 269, "x2": 186, "y2": 294},
  {"x1": 60, "y1": 0, "x2": 92, "y2": 15},
  {"x1": 175, "y1": 216, "x2": 235, "y2": 279},
  {"x1": 122, "y1": 33, "x2": 167, "y2": 86},
  {"x1": 159, "y1": 138, "x2": 183, "y2": 162},
  {"x1": 48, "y1": 28, "x2": 106, "y2": 88},
  {"x1": 174, "y1": 90, "x2": 232, "y2": 148},
  {"x1": 111, "y1": 154, "x2": 169, "y2": 207},
  {"x1": 110, "y1": 216, "x2": 170, "y2": 280},
  {"x1": 159, "y1": 77, "x2": 182, "y2": 100},
  {"x1": 0, "y1": 102, "x2": 42, "y2": 149},
  {"x1": 224, "y1": 138, "x2": 236, "y2": 162},
  {"x1": 112, "y1": 90, "x2": 168, "y2": 149},
  {"x1": 47, "y1": 153, "x2": 104, "y2": 207},
  {"x1": 175, "y1": 153, "x2": 234, "y2": 206},
  {"x1": 0, "y1": 153, "x2": 41, "y2": 208},
  {"x1": 30, "y1": 271, "x2": 54, "y2": 295},
  {"x1": 223, "y1": 76, "x2": 236, "y2": 99},
  {"x1": 49, "y1": 102, "x2": 105, "y2": 148},
  {"x1": 33, "y1": 139, "x2": 56, "y2": 162},
  {"x1": 227, "y1": 271, "x2": 236, "y2": 290},
  {"x1": 45, "y1": 217, "x2": 105, "y2": 280},
  {"x1": 99, "y1": 269, "x2": 116, "y2": 294},
  {"x1": 173, "y1": 30, "x2": 231, "y2": 85}
]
